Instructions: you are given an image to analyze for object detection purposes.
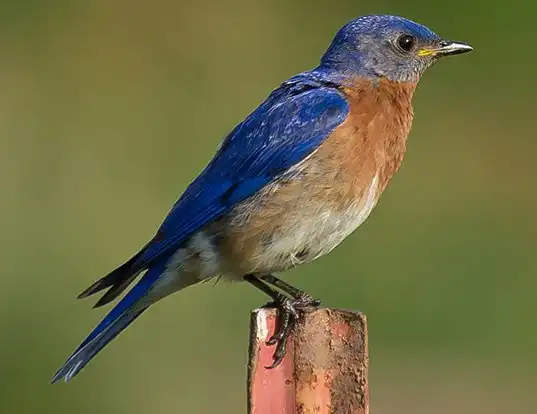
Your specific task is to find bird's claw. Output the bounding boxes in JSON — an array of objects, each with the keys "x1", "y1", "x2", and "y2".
[
  {"x1": 295, "y1": 293, "x2": 321, "y2": 308},
  {"x1": 264, "y1": 294, "x2": 321, "y2": 369}
]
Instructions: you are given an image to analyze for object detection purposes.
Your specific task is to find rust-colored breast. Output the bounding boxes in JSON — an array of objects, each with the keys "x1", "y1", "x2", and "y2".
[{"x1": 314, "y1": 78, "x2": 416, "y2": 198}]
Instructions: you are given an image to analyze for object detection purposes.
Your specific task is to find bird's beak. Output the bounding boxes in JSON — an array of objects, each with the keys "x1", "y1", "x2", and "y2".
[{"x1": 418, "y1": 41, "x2": 473, "y2": 57}]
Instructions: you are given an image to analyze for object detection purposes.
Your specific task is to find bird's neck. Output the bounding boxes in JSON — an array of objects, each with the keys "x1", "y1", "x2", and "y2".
[
  {"x1": 308, "y1": 65, "x2": 420, "y2": 89},
  {"x1": 342, "y1": 77, "x2": 417, "y2": 112}
]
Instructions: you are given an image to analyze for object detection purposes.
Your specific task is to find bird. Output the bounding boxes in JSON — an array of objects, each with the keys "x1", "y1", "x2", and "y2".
[{"x1": 52, "y1": 14, "x2": 472, "y2": 383}]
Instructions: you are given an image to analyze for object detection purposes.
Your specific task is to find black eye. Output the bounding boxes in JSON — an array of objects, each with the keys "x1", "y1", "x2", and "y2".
[{"x1": 397, "y1": 34, "x2": 415, "y2": 52}]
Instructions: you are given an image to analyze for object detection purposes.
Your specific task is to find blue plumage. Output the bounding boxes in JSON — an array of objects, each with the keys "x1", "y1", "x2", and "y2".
[{"x1": 321, "y1": 15, "x2": 442, "y2": 82}]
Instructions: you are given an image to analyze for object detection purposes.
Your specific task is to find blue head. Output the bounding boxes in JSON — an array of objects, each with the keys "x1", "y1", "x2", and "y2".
[{"x1": 320, "y1": 15, "x2": 472, "y2": 83}]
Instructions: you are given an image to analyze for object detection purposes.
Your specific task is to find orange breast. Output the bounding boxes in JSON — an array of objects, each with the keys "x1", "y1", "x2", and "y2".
[{"x1": 321, "y1": 78, "x2": 416, "y2": 196}]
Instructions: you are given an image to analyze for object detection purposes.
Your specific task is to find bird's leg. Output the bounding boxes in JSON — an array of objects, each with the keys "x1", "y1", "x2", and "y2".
[
  {"x1": 259, "y1": 274, "x2": 321, "y2": 307},
  {"x1": 264, "y1": 298, "x2": 297, "y2": 368},
  {"x1": 244, "y1": 274, "x2": 319, "y2": 368}
]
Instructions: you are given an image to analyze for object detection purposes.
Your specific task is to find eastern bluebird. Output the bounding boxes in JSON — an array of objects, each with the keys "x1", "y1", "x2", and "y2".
[{"x1": 52, "y1": 15, "x2": 472, "y2": 382}]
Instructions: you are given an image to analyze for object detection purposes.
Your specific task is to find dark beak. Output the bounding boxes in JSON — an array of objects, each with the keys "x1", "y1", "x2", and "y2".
[{"x1": 434, "y1": 40, "x2": 473, "y2": 56}]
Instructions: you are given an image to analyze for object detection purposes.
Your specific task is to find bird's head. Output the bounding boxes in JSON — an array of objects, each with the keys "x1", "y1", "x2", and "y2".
[{"x1": 320, "y1": 15, "x2": 472, "y2": 83}]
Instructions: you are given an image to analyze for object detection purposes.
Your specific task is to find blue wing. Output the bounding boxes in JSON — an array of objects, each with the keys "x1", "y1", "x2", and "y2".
[{"x1": 78, "y1": 75, "x2": 349, "y2": 306}]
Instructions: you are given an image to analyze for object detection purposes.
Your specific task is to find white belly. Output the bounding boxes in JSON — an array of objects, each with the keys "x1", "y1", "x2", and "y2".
[{"x1": 250, "y1": 174, "x2": 380, "y2": 272}]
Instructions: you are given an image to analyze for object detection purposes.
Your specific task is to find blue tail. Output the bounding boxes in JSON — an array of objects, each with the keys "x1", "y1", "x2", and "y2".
[{"x1": 51, "y1": 262, "x2": 165, "y2": 383}]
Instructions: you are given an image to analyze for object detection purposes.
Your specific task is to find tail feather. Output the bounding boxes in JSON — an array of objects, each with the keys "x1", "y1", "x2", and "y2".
[
  {"x1": 51, "y1": 307, "x2": 147, "y2": 383},
  {"x1": 91, "y1": 275, "x2": 141, "y2": 308},
  {"x1": 77, "y1": 249, "x2": 145, "y2": 307},
  {"x1": 52, "y1": 262, "x2": 164, "y2": 383}
]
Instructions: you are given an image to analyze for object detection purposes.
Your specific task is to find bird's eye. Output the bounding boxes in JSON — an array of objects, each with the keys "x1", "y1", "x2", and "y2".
[{"x1": 397, "y1": 34, "x2": 415, "y2": 52}]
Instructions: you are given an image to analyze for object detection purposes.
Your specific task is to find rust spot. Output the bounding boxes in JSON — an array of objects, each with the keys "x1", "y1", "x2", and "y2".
[
  {"x1": 294, "y1": 309, "x2": 368, "y2": 414},
  {"x1": 329, "y1": 312, "x2": 368, "y2": 414}
]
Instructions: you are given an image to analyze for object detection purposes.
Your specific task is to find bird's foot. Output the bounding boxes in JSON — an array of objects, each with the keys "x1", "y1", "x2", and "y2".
[
  {"x1": 294, "y1": 293, "x2": 321, "y2": 308},
  {"x1": 264, "y1": 293, "x2": 321, "y2": 369},
  {"x1": 244, "y1": 273, "x2": 320, "y2": 368}
]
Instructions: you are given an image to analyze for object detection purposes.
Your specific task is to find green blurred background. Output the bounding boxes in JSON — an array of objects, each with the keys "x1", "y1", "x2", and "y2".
[{"x1": 1, "y1": 0, "x2": 535, "y2": 412}]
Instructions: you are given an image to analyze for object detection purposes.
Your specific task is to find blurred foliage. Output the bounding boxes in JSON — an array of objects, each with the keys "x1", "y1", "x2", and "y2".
[{"x1": 1, "y1": 0, "x2": 536, "y2": 413}]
